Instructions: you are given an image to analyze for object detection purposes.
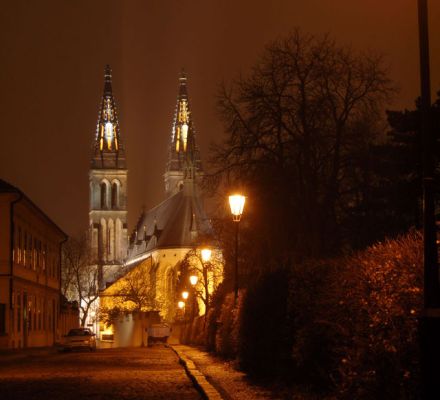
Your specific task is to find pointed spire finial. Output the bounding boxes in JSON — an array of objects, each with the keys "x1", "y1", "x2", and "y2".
[
  {"x1": 104, "y1": 64, "x2": 113, "y2": 95},
  {"x1": 179, "y1": 68, "x2": 188, "y2": 97},
  {"x1": 179, "y1": 67, "x2": 187, "y2": 82}
]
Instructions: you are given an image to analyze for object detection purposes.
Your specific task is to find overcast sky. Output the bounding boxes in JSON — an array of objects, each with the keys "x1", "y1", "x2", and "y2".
[{"x1": 0, "y1": 0, "x2": 439, "y2": 236}]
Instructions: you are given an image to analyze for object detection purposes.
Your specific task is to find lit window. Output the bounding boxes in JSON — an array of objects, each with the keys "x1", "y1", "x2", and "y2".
[
  {"x1": 181, "y1": 123, "x2": 188, "y2": 152},
  {"x1": 105, "y1": 122, "x2": 113, "y2": 149}
]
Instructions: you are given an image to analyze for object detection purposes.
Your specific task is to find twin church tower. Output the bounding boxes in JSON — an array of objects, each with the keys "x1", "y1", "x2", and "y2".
[{"x1": 88, "y1": 65, "x2": 204, "y2": 288}]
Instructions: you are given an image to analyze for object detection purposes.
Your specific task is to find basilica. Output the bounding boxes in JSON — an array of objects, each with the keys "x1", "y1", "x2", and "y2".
[{"x1": 88, "y1": 66, "x2": 221, "y2": 343}]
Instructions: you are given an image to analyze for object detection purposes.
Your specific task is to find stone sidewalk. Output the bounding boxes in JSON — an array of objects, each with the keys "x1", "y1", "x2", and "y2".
[{"x1": 171, "y1": 345, "x2": 277, "y2": 400}]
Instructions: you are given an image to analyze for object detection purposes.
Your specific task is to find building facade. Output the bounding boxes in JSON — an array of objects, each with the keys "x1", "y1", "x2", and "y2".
[
  {"x1": 89, "y1": 65, "x2": 128, "y2": 289},
  {"x1": 99, "y1": 72, "x2": 222, "y2": 341},
  {"x1": 0, "y1": 179, "x2": 68, "y2": 348}
]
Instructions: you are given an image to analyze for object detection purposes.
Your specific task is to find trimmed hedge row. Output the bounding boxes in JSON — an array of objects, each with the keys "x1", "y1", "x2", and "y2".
[{"x1": 181, "y1": 231, "x2": 423, "y2": 398}]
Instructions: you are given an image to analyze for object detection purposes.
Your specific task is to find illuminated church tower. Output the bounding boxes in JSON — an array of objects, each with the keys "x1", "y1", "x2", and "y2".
[
  {"x1": 89, "y1": 65, "x2": 128, "y2": 288},
  {"x1": 164, "y1": 71, "x2": 203, "y2": 197}
]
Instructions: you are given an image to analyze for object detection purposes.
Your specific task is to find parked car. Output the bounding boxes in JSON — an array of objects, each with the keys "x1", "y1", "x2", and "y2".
[
  {"x1": 147, "y1": 323, "x2": 170, "y2": 345},
  {"x1": 62, "y1": 328, "x2": 96, "y2": 351}
]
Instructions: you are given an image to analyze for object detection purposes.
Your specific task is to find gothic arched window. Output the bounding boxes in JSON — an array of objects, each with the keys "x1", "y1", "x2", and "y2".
[
  {"x1": 100, "y1": 182, "x2": 107, "y2": 209},
  {"x1": 111, "y1": 182, "x2": 118, "y2": 209}
]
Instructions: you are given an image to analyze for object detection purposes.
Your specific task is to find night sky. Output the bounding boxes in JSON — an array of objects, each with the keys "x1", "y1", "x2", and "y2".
[{"x1": 0, "y1": 0, "x2": 439, "y2": 236}]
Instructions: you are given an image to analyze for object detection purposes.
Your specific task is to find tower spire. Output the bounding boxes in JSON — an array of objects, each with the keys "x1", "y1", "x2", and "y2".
[
  {"x1": 164, "y1": 70, "x2": 202, "y2": 196},
  {"x1": 91, "y1": 64, "x2": 126, "y2": 169},
  {"x1": 89, "y1": 65, "x2": 128, "y2": 288}
]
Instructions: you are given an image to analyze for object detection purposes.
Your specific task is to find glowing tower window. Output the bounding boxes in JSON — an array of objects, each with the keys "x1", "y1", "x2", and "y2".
[
  {"x1": 105, "y1": 122, "x2": 113, "y2": 149},
  {"x1": 181, "y1": 123, "x2": 188, "y2": 152}
]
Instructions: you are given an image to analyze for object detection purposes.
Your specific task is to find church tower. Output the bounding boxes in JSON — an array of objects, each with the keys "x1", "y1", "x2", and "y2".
[
  {"x1": 164, "y1": 71, "x2": 202, "y2": 197},
  {"x1": 89, "y1": 65, "x2": 128, "y2": 288}
]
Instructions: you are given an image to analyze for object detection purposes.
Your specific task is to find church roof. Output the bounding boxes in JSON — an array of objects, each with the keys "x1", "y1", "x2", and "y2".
[
  {"x1": 127, "y1": 181, "x2": 212, "y2": 259},
  {"x1": 91, "y1": 65, "x2": 126, "y2": 170}
]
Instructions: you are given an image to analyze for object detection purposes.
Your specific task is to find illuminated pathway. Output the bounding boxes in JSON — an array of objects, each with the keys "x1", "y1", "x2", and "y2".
[{"x1": 0, "y1": 346, "x2": 201, "y2": 400}]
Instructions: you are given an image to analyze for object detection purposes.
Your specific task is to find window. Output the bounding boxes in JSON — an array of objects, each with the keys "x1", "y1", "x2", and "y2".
[
  {"x1": 29, "y1": 234, "x2": 33, "y2": 269},
  {"x1": 111, "y1": 182, "x2": 118, "y2": 209},
  {"x1": 11, "y1": 292, "x2": 15, "y2": 332},
  {"x1": 101, "y1": 333, "x2": 114, "y2": 341},
  {"x1": 42, "y1": 244, "x2": 47, "y2": 271},
  {"x1": 100, "y1": 182, "x2": 107, "y2": 209},
  {"x1": 38, "y1": 299, "x2": 41, "y2": 331},
  {"x1": 28, "y1": 305, "x2": 32, "y2": 332},
  {"x1": 24, "y1": 232, "x2": 27, "y2": 266},
  {"x1": 18, "y1": 227, "x2": 22, "y2": 264},
  {"x1": 17, "y1": 293, "x2": 21, "y2": 333}
]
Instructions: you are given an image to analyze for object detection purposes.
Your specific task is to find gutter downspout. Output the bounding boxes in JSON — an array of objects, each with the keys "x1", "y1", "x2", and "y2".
[{"x1": 58, "y1": 235, "x2": 68, "y2": 341}]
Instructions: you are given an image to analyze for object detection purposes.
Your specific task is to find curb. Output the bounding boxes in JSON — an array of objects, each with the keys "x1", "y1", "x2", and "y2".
[{"x1": 170, "y1": 345, "x2": 223, "y2": 400}]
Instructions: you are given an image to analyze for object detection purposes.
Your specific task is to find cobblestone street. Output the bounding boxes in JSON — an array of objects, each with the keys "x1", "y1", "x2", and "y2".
[{"x1": 0, "y1": 346, "x2": 202, "y2": 400}]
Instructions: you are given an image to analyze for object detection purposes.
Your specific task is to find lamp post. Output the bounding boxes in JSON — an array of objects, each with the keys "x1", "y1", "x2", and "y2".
[
  {"x1": 229, "y1": 194, "x2": 246, "y2": 303},
  {"x1": 189, "y1": 274, "x2": 198, "y2": 320},
  {"x1": 200, "y1": 248, "x2": 212, "y2": 318},
  {"x1": 417, "y1": 1, "x2": 440, "y2": 397}
]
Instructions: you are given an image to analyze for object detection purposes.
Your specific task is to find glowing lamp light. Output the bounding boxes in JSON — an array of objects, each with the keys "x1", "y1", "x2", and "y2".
[
  {"x1": 201, "y1": 248, "x2": 212, "y2": 263},
  {"x1": 189, "y1": 275, "x2": 198, "y2": 286},
  {"x1": 229, "y1": 194, "x2": 246, "y2": 222},
  {"x1": 182, "y1": 291, "x2": 189, "y2": 300},
  {"x1": 181, "y1": 123, "x2": 188, "y2": 151},
  {"x1": 178, "y1": 301, "x2": 185, "y2": 309}
]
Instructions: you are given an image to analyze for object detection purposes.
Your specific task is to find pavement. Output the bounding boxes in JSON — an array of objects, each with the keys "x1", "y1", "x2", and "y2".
[
  {"x1": 0, "y1": 346, "x2": 202, "y2": 400},
  {"x1": 170, "y1": 345, "x2": 276, "y2": 400},
  {"x1": 0, "y1": 345, "x2": 280, "y2": 399}
]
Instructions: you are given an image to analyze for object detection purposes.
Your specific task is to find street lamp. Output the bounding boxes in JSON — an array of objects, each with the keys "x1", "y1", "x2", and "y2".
[
  {"x1": 181, "y1": 291, "x2": 189, "y2": 300},
  {"x1": 229, "y1": 194, "x2": 246, "y2": 303},
  {"x1": 201, "y1": 248, "x2": 212, "y2": 263},
  {"x1": 189, "y1": 275, "x2": 198, "y2": 286}
]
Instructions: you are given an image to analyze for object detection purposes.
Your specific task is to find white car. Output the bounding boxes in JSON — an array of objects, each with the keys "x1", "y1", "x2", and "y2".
[{"x1": 63, "y1": 328, "x2": 97, "y2": 352}]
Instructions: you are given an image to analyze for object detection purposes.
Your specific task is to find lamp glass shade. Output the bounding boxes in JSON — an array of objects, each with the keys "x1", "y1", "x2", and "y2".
[
  {"x1": 201, "y1": 248, "x2": 212, "y2": 263},
  {"x1": 178, "y1": 301, "x2": 185, "y2": 309},
  {"x1": 182, "y1": 291, "x2": 189, "y2": 300},
  {"x1": 189, "y1": 275, "x2": 198, "y2": 285},
  {"x1": 229, "y1": 194, "x2": 246, "y2": 221}
]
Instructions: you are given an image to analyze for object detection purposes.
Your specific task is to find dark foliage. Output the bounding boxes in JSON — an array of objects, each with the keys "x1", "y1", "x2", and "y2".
[
  {"x1": 239, "y1": 267, "x2": 293, "y2": 378},
  {"x1": 208, "y1": 28, "x2": 394, "y2": 262},
  {"x1": 288, "y1": 231, "x2": 423, "y2": 398},
  {"x1": 196, "y1": 232, "x2": 423, "y2": 398}
]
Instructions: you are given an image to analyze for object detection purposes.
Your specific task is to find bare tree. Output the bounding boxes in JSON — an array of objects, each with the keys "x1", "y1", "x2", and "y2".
[
  {"x1": 179, "y1": 248, "x2": 223, "y2": 318},
  {"x1": 99, "y1": 256, "x2": 158, "y2": 319},
  {"x1": 210, "y1": 28, "x2": 394, "y2": 260},
  {"x1": 62, "y1": 234, "x2": 98, "y2": 327},
  {"x1": 99, "y1": 260, "x2": 158, "y2": 346},
  {"x1": 105, "y1": 262, "x2": 157, "y2": 312}
]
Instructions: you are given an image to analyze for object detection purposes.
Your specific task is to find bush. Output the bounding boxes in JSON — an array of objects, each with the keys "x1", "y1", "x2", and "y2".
[
  {"x1": 289, "y1": 231, "x2": 423, "y2": 398},
  {"x1": 215, "y1": 291, "x2": 242, "y2": 359},
  {"x1": 187, "y1": 231, "x2": 422, "y2": 398},
  {"x1": 239, "y1": 267, "x2": 293, "y2": 377}
]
